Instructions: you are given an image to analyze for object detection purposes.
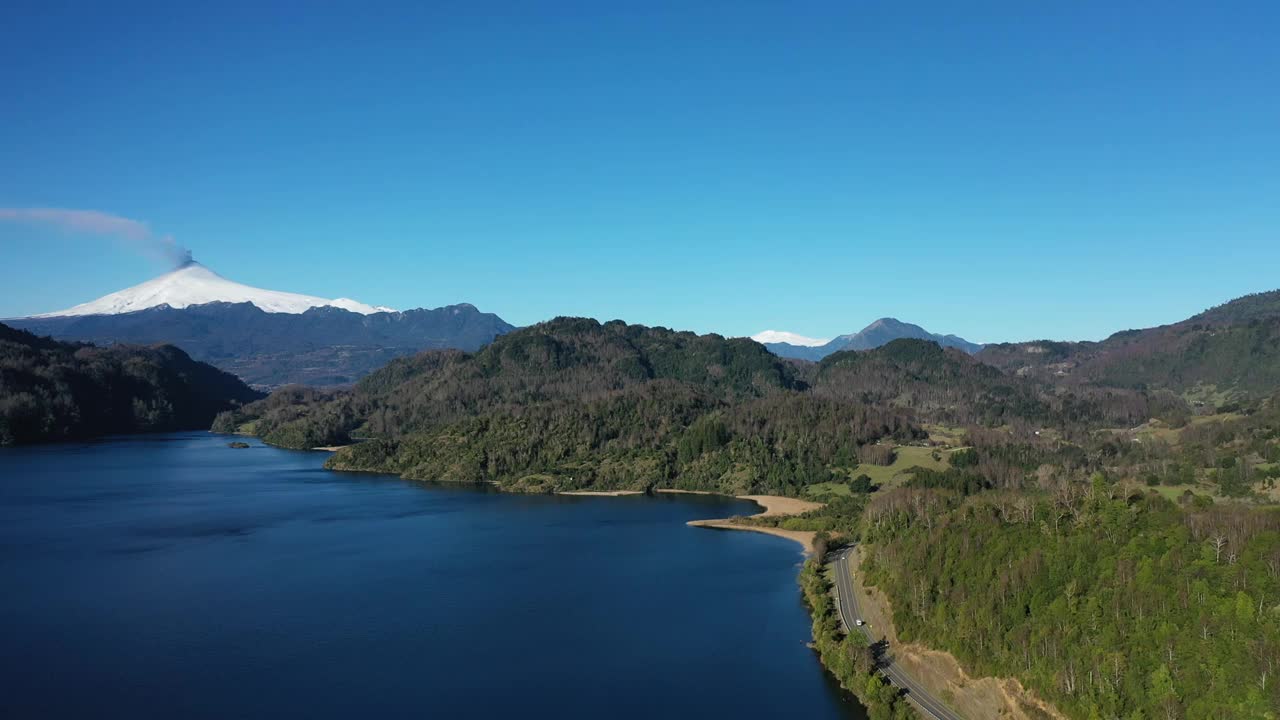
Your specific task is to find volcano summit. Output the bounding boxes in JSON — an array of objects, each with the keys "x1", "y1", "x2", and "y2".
[
  {"x1": 34, "y1": 260, "x2": 394, "y2": 317},
  {"x1": 10, "y1": 261, "x2": 513, "y2": 387}
]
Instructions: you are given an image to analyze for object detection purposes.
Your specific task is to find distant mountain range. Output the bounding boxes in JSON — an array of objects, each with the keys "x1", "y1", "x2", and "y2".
[
  {"x1": 756, "y1": 318, "x2": 983, "y2": 361},
  {"x1": 16, "y1": 258, "x2": 1279, "y2": 405},
  {"x1": 9, "y1": 262, "x2": 515, "y2": 387}
]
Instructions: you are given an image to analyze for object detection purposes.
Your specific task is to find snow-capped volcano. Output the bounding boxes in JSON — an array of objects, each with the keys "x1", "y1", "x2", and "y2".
[
  {"x1": 749, "y1": 330, "x2": 830, "y2": 347},
  {"x1": 33, "y1": 261, "x2": 395, "y2": 317}
]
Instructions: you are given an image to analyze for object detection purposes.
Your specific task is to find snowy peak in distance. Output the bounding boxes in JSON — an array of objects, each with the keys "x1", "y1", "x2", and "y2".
[
  {"x1": 33, "y1": 261, "x2": 395, "y2": 317},
  {"x1": 749, "y1": 330, "x2": 830, "y2": 347},
  {"x1": 760, "y1": 317, "x2": 983, "y2": 361}
]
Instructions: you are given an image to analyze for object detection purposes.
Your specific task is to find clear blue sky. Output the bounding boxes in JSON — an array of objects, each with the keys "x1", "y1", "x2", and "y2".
[{"x1": 2, "y1": 1, "x2": 1277, "y2": 342}]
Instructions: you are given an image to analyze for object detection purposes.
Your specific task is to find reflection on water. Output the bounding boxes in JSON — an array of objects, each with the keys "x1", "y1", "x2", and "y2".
[{"x1": 0, "y1": 432, "x2": 866, "y2": 719}]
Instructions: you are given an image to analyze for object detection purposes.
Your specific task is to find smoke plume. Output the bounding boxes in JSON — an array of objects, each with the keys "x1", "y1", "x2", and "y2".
[{"x1": 0, "y1": 207, "x2": 193, "y2": 267}]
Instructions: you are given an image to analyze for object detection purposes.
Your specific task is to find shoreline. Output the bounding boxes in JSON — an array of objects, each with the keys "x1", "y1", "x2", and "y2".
[
  {"x1": 219, "y1": 430, "x2": 824, "y2": 551},
  {"x1": 686, "y1": 519, "x2": 820, "y2": 554},
  {"x1": 681, "y1": 492, "x2": 824, "y2": 554},
  {"x1": 545, "y1": 486, "x2": 824, "y2": 553}
]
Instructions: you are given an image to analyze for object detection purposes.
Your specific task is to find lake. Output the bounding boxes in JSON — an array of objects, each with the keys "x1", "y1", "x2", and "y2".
[{"x1": 0, "y1": 432, "x2": 866, "y2": 719}]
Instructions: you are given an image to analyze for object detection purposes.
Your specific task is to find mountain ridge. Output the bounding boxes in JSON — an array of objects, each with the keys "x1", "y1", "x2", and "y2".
[
  {"x1": 976, "y1": 288, "x2": 1280, "y2": 401},
  {"x1": 212, "y1": 316, "x2": 922, "y2": 490},
  {"x1": 10, "y1": 299, "x2": 516, "y2": 387},
  {"x1": 763, "y1": 317, "x2": 983, "y2": 361}
]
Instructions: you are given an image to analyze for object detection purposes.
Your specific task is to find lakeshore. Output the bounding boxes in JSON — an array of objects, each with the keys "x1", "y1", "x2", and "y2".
[
  {"x1": 669, "y1": 490, "x2": 824, "y2": 554},
  {"x1": 554, "y1": 487, "x2": 826, "y2": 553},
  {"x1": 0, "y1": 432, "x2": 864, "y2": 719}
]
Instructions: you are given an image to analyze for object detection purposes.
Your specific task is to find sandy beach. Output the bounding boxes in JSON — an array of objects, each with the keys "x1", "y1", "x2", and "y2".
[
  {"x1": 686, "y1": 519, "x2": 821, "y2": 554},
  {"x1": 684, "y1": 493, "x2": 824, "y2": 554},
  {"x1": 736, "y1": 494, "x2": 823, "y2": 517},
  {"x1": 558, "y1": 490, "x2": 645, "y2": 496}
]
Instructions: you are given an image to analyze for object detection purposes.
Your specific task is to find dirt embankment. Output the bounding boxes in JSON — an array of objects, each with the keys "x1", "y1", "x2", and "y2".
[{"x1": 849, "y1": 546, "x2": 1066, "y2": 720}]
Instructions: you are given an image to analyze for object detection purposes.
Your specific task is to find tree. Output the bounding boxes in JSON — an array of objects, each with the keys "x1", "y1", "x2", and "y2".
[{"x1": 1149, "y1": 665, "x2": 1179, "y2": 720}]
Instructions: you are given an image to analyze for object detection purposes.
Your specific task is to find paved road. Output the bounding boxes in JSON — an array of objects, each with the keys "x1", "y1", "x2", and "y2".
[{"x1": 832, "y1": 547, "x2": 964, "y2": 720}]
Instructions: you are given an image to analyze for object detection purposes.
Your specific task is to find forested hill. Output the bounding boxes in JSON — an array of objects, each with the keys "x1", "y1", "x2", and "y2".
[
  {"x1": 215, "y1": 318, "x2": 1167, "y2": 495},
  {"x1": 0, "y1": 322, "x2": 262, "y2": 445},
  {"x1": 1190, "y1": 289, "x2": 1280, "y2": 326},
  {"x1": 813, "y1": 338, "x2": 1179, "y2": 434},
  {"x1": 977, "y1": 289, "x2": 1280, "y2": 402},
  {"x1": 213, "y1": 314, "x2": 1280, "y2": 718},
  {"x1": 861, "y1": 482, "x2": 1280, "y2": 718},
  {"x1": 215, "y1": 318, "x2": 923, "y2": 493}
]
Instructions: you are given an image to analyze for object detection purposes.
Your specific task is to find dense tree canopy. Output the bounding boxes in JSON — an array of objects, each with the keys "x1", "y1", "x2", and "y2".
[
  {"x1": 977, "y1": 291, "x2": 1280, "y2": 401},
  {"x1": 206, "y1": 299, "x2": 1280, "y2": 719},
  {"x1": 216, "y1": 319, "x2": 1196, "y2": 497},
  {"x1": 217, "y1": 319, "x2": 930, "y2": 493},
  {"x1": 0, "y1": 322, "x2": 261, "y2": 445},
  {"x1": 861, "y1": 484, "x2": 1280, "y2": 719}
]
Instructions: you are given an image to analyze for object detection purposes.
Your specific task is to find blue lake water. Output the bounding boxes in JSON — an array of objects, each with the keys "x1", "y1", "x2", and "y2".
[{"x1": 0, "y1": 432, "x2": 865, "y2": 719}]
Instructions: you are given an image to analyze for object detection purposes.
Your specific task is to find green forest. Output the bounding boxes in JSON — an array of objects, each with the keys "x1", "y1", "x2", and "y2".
[
  {"x1": 978, "y1": 290, "x2": 1280, "y2": 400},
  {"x1": 209, "y1": 291, "x2": 1280, "y2": 719},
  {"x1": 0, "y1": 322, "x2": 261, "y2": 445},
  {"x1": 860, "y1": 481, "x2": 1280, "y2": 718},
  {"x1": 215, "y1": 317, "x2": 1187, "y2": 495},
  {"x1": 215, "y1": 318, "x2": 927, "y2": 494},
  {"x1": 800, "y1": 545, "x2": 916, "y2": 720}
]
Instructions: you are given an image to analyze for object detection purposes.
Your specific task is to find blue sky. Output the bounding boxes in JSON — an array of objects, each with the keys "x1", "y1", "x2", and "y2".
[{"x1": 2, "y1": 2, "x2": 1277, "y2": 342}]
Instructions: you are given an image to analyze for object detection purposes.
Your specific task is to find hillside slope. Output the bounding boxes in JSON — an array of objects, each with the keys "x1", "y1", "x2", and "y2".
[
  {"x1": 215, "y1": 318, "x2": 924, "y2": 494},
  {"x1": 978, "y1": 290, "x2": 1280, "y2": 402},
  {"x1": 216, "y1": 319, "x2": 1170, "y2": 494},
  {"x1": 811, "y1": 338, "x2": 1174, "y2": 432},
  {"x1": 0, "y1": 322, "x2": 261, "y2": 445}
]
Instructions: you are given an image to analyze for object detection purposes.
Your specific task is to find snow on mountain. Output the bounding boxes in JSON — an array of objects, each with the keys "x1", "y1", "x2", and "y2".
[
  {"x1": 749, "y1": 330, "x2": 831, "y2": 347},
  {"x1": 760, "y1": 318, "x2": 983, "y2": 361},
  {"x1": 33, "y1": 261, "x2": 395, "y2": 317},
  {"x1": 329, "y1": 297, "x2": 397, "y2": 314}
]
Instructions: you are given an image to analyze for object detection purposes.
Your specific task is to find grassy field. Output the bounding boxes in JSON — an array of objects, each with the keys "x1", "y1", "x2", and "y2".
[
  {"x1": 1128, "y1": 411, "x2": 1246, "y2": 445},
  {"x1": 1181, "y1": 383, "x2": 1239, "y2": 411},
  {"x1": 1146, "y1": 483, "x2": 1220, "y2": 503},
  {"x1": 922, "y1": 423, "x2": 966, "y2": 446},
  {"x1": 808, "y1": 446, "x2": 959, "y2": 497},
  {"x1": 806, "y1": 481, "x2": 853, "y2": 498}
]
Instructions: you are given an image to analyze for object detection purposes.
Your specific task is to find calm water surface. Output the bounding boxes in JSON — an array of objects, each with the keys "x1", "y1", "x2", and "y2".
[{"x1": 0, "y1": 432, "x2": 865, "y2": 719}]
